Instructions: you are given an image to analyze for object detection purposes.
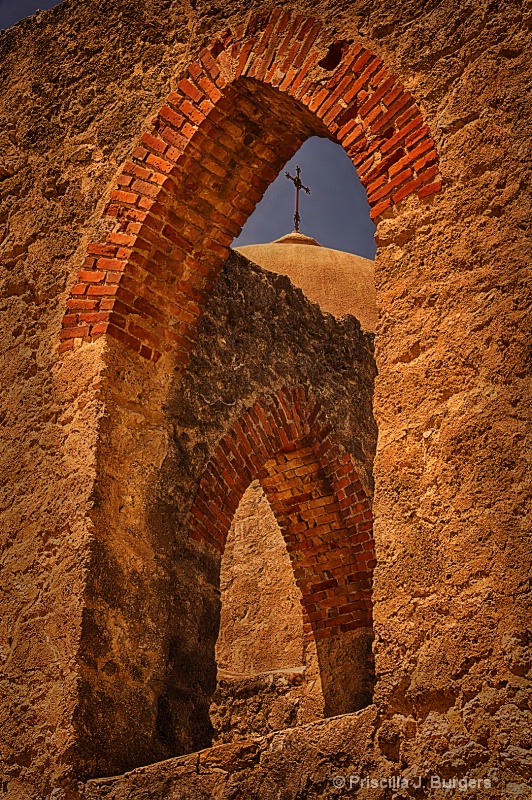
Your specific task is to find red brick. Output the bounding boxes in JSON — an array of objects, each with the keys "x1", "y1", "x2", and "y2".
[
  {"x1": 344, "y1": 58, "x2": 382, "y2": 103},
  {"x1": 396, "y1": 104, "x2": 419, "y2": 129},
  {"x1": 342, "y1": 125, "x2": 364, "y2": 149},
  {"x1": 131, "y1": 179, "x2": 161, "y2": 199},
  {"x1": 405, "y1": 123, "x2": 430, "y2": 148},
  {"x1": 418, "y1": 179, "x2": 442, "y2": 198},
  {"x1": 388, "y1": 143, "x2": 432, "y2": 178},
  {"x1": 371, "y1": 93, "x2": 413, "y2": 132},
  {"x1": 106, "y1": 323, "x2": 141, "y2": 351},
  {"x1": 414, "y1": 149, "x2": 438, "y2": 172},
  {"x1": 59, "y1": 325, "x2": 90, "y2": 340},
  {"x1": 78, "y1": 271, "x2": 105, "y2": 283},
  {"x1": 90, "y1": 322, "x2": 109, "y2": 336},
  {"x1": 132, "y1": 146, "x2": 148, "y2": 161},
  {"x1": 325, "y1": 43, "x2": 363, "y2": 89},
  {"x1": 366, "y1": 174, "x2": 387, "y2": 196},
  {"x1": 128, "y1": 322, "x2": 161, "y2": 350},
  {"x1": 70, "y1": 284, "x2": 87, "y2": 295},
  {"x1": 140, "y1": 132, "x2": 168, "y2": 154},
  {"x1": 381, "y1": 82, "x2": 404, "y2": 108},
  {"x1": 187, "y1": 61, "x2": 203, "y2": 81},
  {"x1": 409, "y1": 137, "x2": 435, "y2": 161},
  {"x1": 159, "y1": 104, "x2": 185, "y2": 130},
  {"x1": 87, "y1": 242, "x2": 117, "y2": 258},
  {"x1": 358, "y1": 77, "x2": 395, "y2": 117},
  {"x1": 370, "y1": 198, "x2": 392, "y2": 218},
  {"x1": 369, "y1": 66, "x2": 390, "y2": 88},
  {"x1": 66, "y1": 298, "x2": 98, "y2": 311},
  {"x1": 417, "y1": 164, "x2": 439, "y2": 183},
  {"x1": 336, "y1": 111, "x2": 358, "y2": 139},
  {"x1": 351, "y1": 49, "x2": 374, "y2": 74},
  {"x1": 123, "y1": 160, "x2": 151, "y2": 181},
  {"x1": 160, "y1": 125, "x2": 188, "y2": 154},
  {"x1": 393, "y1": 177, "x2": 423, "y2": 203},
  {"x1": 87, "y1": 284, "x2": 119, "y2": 296},
  {"x1": 96, "y1": 258, "x2": 127, "y2": 271},
  {"x1": 368, "y1": 168, "x2": 412, "y2": 205},
  {"x1": 177, "y1": 78, "x2": 203, "y2": 104},
  {"x1": 107, "y1": 232, "x2": 136, "y2": 247},
  {"x1": 78, "y1": 311, "x2": 112, "y2": 324},
  {"x1": 292, "y1": 20, "x2": 321, "y2": 69},
  {"x1": 110, "y1": 189, "x2": 138, "y2": 205},
  {"x1": 380, "y1": 115, "x2": 423, "y2": 154},
  {"x1": 179, "y1": 99, "x2": 205, "y2": 126}
]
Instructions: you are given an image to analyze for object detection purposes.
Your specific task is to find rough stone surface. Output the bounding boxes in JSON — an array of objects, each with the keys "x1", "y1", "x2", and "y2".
[
  {"x1": 84, "y1": 708, "x2": 380, "y2": 800},
  {"x1": 210, "y1": 667, "x2": 322, "y2": 744},
  {"x1": 0, "y1": 0, "x2": 530, "y2": 798}
]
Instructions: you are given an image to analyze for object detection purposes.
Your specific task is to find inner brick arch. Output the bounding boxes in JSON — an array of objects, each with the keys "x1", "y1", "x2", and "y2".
[
  {"x1": 188, "y1": 385, "x2": 375, "y2": 716},
  {"x1": 59, "y1": 9, "x2": 442, "y2": 366}
]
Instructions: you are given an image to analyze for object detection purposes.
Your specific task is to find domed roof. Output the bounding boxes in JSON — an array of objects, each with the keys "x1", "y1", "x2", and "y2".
[{"x1": 234, "y1": 232, "x2": 377, "y2": 332}]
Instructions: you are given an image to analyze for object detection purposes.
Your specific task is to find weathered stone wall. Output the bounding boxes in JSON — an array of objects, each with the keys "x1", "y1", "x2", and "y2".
[
  {"x1": 210, "y1": 668, "x2": 321, "y2": 744},
  {"x1": 85, "y1": 708, "x2": 380, "y2": 800},
  {"x1": 51, "y1": 248, "x2": 375, "y2": 785},
  {"x1": 147, "y1": 251, "x2": 375, "y2": 769},
  {"x1": 1, "y1": 0, "x2": 530, "y2": 798}
]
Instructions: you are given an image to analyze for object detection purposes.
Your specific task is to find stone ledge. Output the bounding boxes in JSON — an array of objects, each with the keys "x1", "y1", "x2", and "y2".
[{"x1": 84, "y1": 705, "x2": 378, "y2": 799}]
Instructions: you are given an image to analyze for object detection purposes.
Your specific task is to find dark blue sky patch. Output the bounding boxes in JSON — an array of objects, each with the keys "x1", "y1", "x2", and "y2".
[
  {"x1": 234, "y1": 137, "x2": 375, "y2": 259},
  {"x1": 0, "y1": 0, "x2": 63, "y2": 30}
]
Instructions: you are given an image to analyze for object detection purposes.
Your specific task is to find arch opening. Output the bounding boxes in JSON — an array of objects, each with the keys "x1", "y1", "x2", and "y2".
[
  {"x1": 60, "y1": 11, "x2": 442, "y2": 777},
  {"x1": 59, "y1": 18, "x2": 441, "y2": 367},
  {"x1": 189, "y1": 390, "x2": 376, "y2": 730},
  {"x1": 233, "y1": 135, "x2": 377, "y2": 260},
  {"x1": 210, "y1": 480, "x2": 324, "y2": 744}
]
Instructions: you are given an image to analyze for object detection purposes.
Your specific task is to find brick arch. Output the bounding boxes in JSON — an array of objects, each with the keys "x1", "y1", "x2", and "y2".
[
  {"x1": 60, "y1": 10, "x2": 441, "y2": 362},
  {"x1": 188, "y1": 386, "x2": 375, "y2": 640}
]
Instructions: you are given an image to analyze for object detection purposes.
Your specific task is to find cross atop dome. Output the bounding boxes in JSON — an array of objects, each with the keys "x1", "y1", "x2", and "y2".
[{"x1": 285, "y1": 165, "x2": 310, "y2": 233}]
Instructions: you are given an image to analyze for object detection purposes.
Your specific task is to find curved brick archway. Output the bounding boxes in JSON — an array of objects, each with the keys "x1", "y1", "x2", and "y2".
[
  {"x1": 59, "y1": 10, "x2": 441, "y2": 365},
  {"x1": 189, "y1": 386, "x2": 375, "y2": 717},
  {"x1": 189, "y1": 385, "x2": 374, "y2": 639}
]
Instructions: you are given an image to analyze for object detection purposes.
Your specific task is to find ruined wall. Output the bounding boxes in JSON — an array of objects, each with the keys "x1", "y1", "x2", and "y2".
[
  {"x1": 150, "y1": 251, "x2": 375, "y2": 765},
  {"x1": 63, "y1": 249, "x2": 375, "y2": 783},
  {"x1": 0, "y1": 0, "x2": 531, "y2": 798}
]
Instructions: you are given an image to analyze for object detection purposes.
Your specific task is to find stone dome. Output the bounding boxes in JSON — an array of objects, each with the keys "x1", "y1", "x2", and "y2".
[{"x1": 234, "y1": 232, "x2": 377, "y2": 332}]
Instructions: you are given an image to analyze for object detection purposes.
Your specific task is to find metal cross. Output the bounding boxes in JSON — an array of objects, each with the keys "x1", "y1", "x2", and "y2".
[{"x1": 285, "y1": 165, "x2": 310, "y2": 233}]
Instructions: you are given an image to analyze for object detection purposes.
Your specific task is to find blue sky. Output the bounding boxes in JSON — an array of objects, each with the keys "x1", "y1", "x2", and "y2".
[
  {"x1": 0, "y1": 0, "x2": 62, "y2": 29},
  {"x1": 1, "y1": 0, "x2": 375, "y2": 259},
  {"x1": 233, "y1": 137, "x2": 375, "y2": 258}
]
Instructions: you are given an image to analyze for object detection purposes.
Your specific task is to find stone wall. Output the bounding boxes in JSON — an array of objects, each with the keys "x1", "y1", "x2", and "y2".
[
  {"x1": 50, "y1": 248, "x2": 375, "y2": 785},
  {"x1": 84, "y1": 709, "x2": 381, "y2": 800},
  {"x1": 1, "y1": 0, "x2": 530, "y2": 798}
]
